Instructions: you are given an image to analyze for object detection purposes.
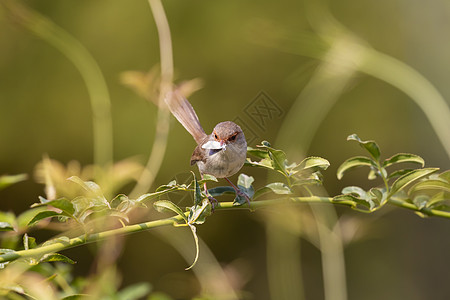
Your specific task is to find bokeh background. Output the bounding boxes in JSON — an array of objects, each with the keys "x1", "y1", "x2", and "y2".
[{"x1": 1, "y1": 0, "x2": 449, "y2": 299}]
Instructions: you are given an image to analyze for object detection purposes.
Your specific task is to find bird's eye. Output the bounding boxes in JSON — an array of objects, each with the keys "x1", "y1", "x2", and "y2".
[
  {"x1": 230, "y1": 134, "x2": 236, "y2": 141},
  {"x1": 214, "y1": 133, "x2": 218, "y2": 140}
]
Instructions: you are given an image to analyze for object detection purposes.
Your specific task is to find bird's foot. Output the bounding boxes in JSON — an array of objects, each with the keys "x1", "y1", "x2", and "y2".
[{"x1": 224, "y1": 177, "x2": 252, "y2": 208}]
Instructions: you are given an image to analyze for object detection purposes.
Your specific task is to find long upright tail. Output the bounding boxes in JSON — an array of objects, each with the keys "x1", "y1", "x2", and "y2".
[{"x1": 164, "y1": 89, "x2": 207, "y2": 144}]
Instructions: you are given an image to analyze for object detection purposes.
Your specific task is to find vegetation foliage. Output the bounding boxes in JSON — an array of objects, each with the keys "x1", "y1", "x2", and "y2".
[
  {"x1": 1, "y1": 0, "x2": 449, "y2": 299},
  {"x1": 1, "y1": 134, "x2": 449, "y2": 298}
]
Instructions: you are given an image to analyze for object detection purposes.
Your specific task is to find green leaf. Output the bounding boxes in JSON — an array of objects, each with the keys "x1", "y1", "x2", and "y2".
[
  {"x1": 412, "y1": 195, "x2": 429, "y2": 210},
  {"x1": 389, "y1": 168, "x2": 440, "y2": 197},
  {"x1": 0, "y1": 248, "x2": 16, "y2": 255},
  {"x1": 28, "y1": 211, "x2": 61, "y2": 226},
  {"x1": 369, "y1": 187, "x2": 386, "y2": 206},
  {"x1": 253, "y1": 142, "x2": 289, "y2": 175},
  {"x1": 426, "y1": 192, "x2": 449, "y2": 209},
  {"x1": 67, "y1": 176, "x2": 109, "y2": 206},
  {"x1": 136, "y1": 186, "x2": 181, "y2": 202},
  {"x1": 265, "y1": 182, "x2": 292, "y2": 194},
  {"x1": 0, "y1": 284, "x2": 24, "y2": 294},
  {"x1": 409, "y1": 179, "x2": 450, "y2": 194},
  {"x1": 108, "y1": 211, "x2": 130, "y2": 223},
  {"x1": 185, "y1": 224, "x2": 199, "y2": 271},
  {"x1": 0, "y1": 212, "x2": 16, "y2": 231},
  {"x1": 340, "y1": 186, "x2": 380, "y2": 210},
  {"x1": 42, "y1": 236, "x2": 70, "y2": 247},
  {"x1": 247, "y1": 146, "x2": 270, "y2": 159},
  {"x1": 298, "y1": 156, "x2": 330, "y2": 171},
  {"x1": 37, "y1": 196, "x2": 50, "y2": 204},
  {"x1": 0, "y1": 174, "x2": 27, "y2": 191},
  {"x1": 337, "y1": 156, "x2": 374, "y2": 180},
  {"x1": 188, "y1": 198, "x2": 212, "y2": 225},
  {"x1": 32, "y1": 198, "x2": 75, "y2": 217},
  {"x1": 39, "y1": 253, "x2": 76, "y2": 264},
  {"x1": 368, "y1": 168, "x2": 377, "y2": 180},
  {"x1": 291, "y1": 176, "x2": 323, "y2": 187},
  {"x1": 342, "y1": 186, "x2": 367, "y2": 198},
  {"x1": 111, "y1": 194, "x2": 129, "y2": 209},
  {"x1": 0, "y1": 222, "x2": 14, "y2": 231},
  {"x1": 332, "y1": 194, "x2": 372, "y2": 212},
  {"x1": 68, "y1": 176, "x2": 101, "y2": 195},
  {"x1": 235, "y1": 174, "x2": 254, "y2": 206},
  {"x1": 116, "y1": 199, "x2": 145, "y2": 214},
  {"x1": 198, "y1": 174, "x2": 218, "y2": 183},
  {"x1": 207, "y1": 186, "x2": 235, "y2": 197},
  {"x1": 387, "y1": 169, "x2": 414, "y2": 180},
  {"x1": 16, "y1": 207, "x2": 47, "y2": 229},
  {"x1": 153, "y1": 200, "x2": 188, "y2": 223},
  {"x1": 347, "y1": 134, "x2": 381, "y2": 161},
  {"x1": 238, "y1": 173, "x2": 254, "y2": 189},
  {"x1": 383, "y1": 153, "x2": 425, "y2": 168},
  {"x1": 439, "y1": 170, "x2": 450, "y2": 182},
  {"x1": 261, "y1": 140, "x2": 271, "y2": 147},
  {"x1": 117, "y1": 282, "x2": 151, "y2": 300},
  {"x1": 245, "y1": 158, "x2": 274, "y2": 170},
  {"x1": 268, "y1": 148, "x2": 288, "y2": 174}
]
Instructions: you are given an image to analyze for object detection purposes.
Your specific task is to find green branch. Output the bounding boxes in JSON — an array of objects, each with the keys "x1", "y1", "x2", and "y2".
[
  {"x1": 388, "y1": 198, "x2": 450, "y2": 219},
  {"x1": 3, "y1": 195, "x2": 448, "y2": 265},
  {"x1": 0, "y1": 215, "x2": 183, "y2": 264}
]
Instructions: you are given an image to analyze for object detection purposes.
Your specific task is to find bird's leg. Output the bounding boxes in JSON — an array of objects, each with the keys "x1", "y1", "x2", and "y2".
[
  {"x1": 202, "y1": 177, "x2": 218, "y2": 210},
  {"x1": 224, "y1": 177, "x2": 251, "y2": 208}
]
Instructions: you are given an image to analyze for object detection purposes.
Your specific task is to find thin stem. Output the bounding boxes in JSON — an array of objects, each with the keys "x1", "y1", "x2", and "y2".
[
  {"x1": 129, "y1": 0, "x2": 173, "y2": 198},
  {"x1": 389, "y1": 198, "x2": 450, "y2": 218},
  {"x1": 303, "y1": 187, "x2": 348, "y2": 300},
  {"x1": 2, "y1": 1, "x2": 114, "y2": 169},
  {"x1": 375, "y1": 161, "x2": 390, "y2": 193},
  {"x1": 359, "y1": 47, "x2": 450, "y2": 160}
]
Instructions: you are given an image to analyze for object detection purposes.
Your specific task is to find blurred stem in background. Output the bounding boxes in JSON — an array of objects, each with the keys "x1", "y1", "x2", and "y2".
[
  {"x1": 265, "y1": 0, "x2": 450, "y2": 298},
  {"x1": 265, "y1": 211, "x2": 305, "y2": 300},
  {"x1": 358, "y1": 48, "x2": 450, "y2": 159},
  {"x1": 129, "y1": 0, "x2": 172, "y2": 198},
  {"x1": 267, "y1": 0, "x2": 450, "y2": 159},
  {"x1": 1, "y1": 1, "x2": 114, "y2": 170}
]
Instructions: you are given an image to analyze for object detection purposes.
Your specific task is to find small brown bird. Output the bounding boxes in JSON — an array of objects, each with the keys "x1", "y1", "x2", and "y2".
[{"x1": 165, "y1": 89, "x2": 250, "y2": 207}]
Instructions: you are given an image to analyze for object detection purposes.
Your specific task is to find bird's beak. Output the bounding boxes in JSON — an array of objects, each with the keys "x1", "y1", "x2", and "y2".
[
  {"x1": 202, "y1": 140, "x2": 224, "y2": 150},
  {"x1": 220, "y1": 140, "x2": 227, "y2": 150}
]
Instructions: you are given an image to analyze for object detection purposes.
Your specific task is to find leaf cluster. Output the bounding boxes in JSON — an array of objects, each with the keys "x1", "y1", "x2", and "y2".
[{"x1": 334, "y1": 134, "x2": 449, "y2": 216}]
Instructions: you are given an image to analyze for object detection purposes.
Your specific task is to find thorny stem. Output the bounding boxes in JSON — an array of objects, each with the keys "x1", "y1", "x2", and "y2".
[{"x1": 1, "y1": 196, "x2": 449, "y2": 265}]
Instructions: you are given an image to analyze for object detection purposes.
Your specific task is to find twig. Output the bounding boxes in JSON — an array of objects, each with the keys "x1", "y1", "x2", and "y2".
[{"x1": 1, "y1": 196, "x2": 448, "y2": 264}]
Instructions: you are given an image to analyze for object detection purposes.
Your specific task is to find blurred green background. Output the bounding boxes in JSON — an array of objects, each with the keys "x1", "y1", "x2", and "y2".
[{"x1": 1, "y1": 0, "x2": 449, "y2": 299}]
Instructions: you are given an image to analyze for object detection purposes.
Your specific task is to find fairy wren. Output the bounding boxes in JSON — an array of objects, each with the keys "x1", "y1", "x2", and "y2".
[{"x1": 164, "y1": 88, "x2": 250, "y2": 206}]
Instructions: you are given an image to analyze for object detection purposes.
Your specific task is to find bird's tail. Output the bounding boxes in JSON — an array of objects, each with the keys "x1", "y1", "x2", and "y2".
[{"x1": 164, "y1": 88, "x2": 206, "y2": 144}]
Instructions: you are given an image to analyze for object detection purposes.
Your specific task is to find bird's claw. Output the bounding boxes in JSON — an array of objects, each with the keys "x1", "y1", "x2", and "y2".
[{"x1": 207, "y1": 195, "x2": 218, "y2": 212}]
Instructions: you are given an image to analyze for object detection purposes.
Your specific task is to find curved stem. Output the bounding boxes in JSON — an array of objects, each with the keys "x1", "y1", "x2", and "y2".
[
  {"x1": 2, "y1": 1, "x2": 113, "y2": 169},
  {"x1": 129, "y1": 0, "x2": 173, "y2": 198},
  {"x1": 359, "y1": 48, "x2": 450, "y2": 160}
]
